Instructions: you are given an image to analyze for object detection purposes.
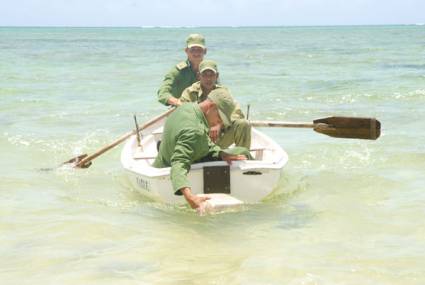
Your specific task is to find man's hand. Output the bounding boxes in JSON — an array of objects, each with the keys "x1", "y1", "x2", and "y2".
[
  {"x1": 167, "y1": 97, "x2": 182, "y2": 107},
  {"x1": 181, "y1": 187, "x2": 210, "y2": 209},
  {"x1": 209, "y1": 124, "x2": 221, "y2": 143},
  {"x1": 220, "y1": 152, "x2": 247, "y2": 165}
]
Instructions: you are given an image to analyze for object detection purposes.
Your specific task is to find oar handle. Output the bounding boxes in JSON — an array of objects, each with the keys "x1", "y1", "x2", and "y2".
[
  {"x1": 249, "y1": 120, "x2": 315, "y2": 128},
  {"x1": 75, "y1": 108, "x2": 174, "y2": 167}
]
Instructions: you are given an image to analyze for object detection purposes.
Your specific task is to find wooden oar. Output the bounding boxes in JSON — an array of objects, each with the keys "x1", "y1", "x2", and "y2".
[
  {"x1": 64, "y1": 108, "x2": 175, "y2": 168},
  {"x1": 250, "y1": 116, "x2": 381, "y2": 140}
]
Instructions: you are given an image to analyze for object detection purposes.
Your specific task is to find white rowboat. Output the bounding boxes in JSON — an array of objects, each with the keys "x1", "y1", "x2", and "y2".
[{"x1": 120, "y1": 112, "x2": 288, "y2": 205}]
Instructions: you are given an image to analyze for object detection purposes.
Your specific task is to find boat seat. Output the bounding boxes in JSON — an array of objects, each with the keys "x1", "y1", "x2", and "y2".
[
  {"x1": 133, "y1": 146, "x2": 157, "y2": 160},
  {"x1": 251, "y1": 148, "x2": 264, "y2": 160},
  {"x1": 250, "y1": 147, "x2": 273, "y2": 160},
  {"x1": 133, "y1": 153, "x2": 156, "y2": 160}
]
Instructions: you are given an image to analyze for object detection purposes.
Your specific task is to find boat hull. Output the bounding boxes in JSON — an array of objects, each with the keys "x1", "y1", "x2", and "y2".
[{"x1": 121, "y1": 115, "x2": 288, "y2": 204}]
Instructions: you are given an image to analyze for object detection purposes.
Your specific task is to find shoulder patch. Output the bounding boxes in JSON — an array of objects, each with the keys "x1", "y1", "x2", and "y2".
[{"x1": 176, "y1": 61, "x2": 188, "y2": 70}]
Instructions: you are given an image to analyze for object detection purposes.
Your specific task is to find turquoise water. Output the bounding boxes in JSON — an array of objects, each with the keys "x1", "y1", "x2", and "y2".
[{"x1": 1, "y1": 26, "x2": 425, "y2": 284}]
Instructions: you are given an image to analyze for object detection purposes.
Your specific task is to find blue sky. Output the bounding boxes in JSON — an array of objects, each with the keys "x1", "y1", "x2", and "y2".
[{"x1": 1, "y1": 0, "x2": 424, "y2": 27}]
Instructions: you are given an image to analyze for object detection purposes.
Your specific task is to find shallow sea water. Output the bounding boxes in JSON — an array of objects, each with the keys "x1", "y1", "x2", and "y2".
[{"x1": 1, "y1": 26, "x2": 425, "y2": 284}]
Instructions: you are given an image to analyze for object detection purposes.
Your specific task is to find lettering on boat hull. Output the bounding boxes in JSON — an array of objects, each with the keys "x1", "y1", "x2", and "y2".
[{"x1": 136, "y1": 177, "x2": 151, "y2": 192}]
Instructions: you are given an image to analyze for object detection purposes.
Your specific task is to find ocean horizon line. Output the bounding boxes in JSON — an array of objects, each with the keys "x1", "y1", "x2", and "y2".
[{"x1": 0, "y1": 23, "x2": 423, "y2": 29}]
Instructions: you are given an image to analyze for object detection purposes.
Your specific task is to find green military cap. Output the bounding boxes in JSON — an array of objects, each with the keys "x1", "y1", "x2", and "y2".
[
  {"x1": 186, "y1": 34, "x2": 206, "y2": 49},
  {"x1": 199, "y1": 59, "x2": 218, "y2": 74},
  {"x1": 208, "y1": 88, "x2": 235, "y2": 128}
]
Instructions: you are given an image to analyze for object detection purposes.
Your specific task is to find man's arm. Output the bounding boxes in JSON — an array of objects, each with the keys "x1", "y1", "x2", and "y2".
[
  {"x1": 170, "y1": 129, "x2": 209, "y2": 208},
  {"x1": 157, "y1": 68, "x2": 180, "y2": 106},
  {"x1": 181, "y1": 187, "x2": 210, "y2": 209}
]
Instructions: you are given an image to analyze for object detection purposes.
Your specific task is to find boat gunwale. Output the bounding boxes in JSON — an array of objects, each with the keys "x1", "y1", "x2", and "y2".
[{"x1": 121, "y1": 115, "x2": 288, "y2": 179}]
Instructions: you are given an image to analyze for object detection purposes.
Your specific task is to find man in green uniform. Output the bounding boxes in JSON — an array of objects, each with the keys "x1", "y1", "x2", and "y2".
[
  {"x1": 157, "y1": 34, "x2": 207, "y2": 106},
  {"x1": 180, "y1": 59, "x2": 251, "y2": 149},
  {"x1": 153, "y1": 88, "x2": 251, "y2": 210}
]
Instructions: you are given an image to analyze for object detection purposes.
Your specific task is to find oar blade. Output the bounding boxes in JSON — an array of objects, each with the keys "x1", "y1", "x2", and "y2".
[
  {"x1": 313, "y1": 116, "x2": 381, "y2": 140},
  {"x1": 62, "y1": 154, "x2": 92, "y2": 168}
]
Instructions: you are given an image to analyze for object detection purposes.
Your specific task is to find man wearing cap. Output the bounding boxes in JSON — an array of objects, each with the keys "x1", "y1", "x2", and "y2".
[
  {"x1": 153, "y1": 88, "x2": 251, "y2": 210},
  {"x1": 157, "y1": 34, "x2": 206, "y2": 107},
  {"x1": 180, "y1": 59, "x2": 251, "y2": 149}
]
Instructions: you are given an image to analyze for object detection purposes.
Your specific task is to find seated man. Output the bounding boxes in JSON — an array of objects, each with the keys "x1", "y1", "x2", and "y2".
[
  {"x1": 180, "y1": 59, "x2": 251, "y2": 149},
  {"x1": 153, "y1": 88, "x2": 251, "y2": 210}
]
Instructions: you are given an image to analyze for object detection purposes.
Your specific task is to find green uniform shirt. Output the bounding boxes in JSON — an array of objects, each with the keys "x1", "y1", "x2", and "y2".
[
  {"x1": 153, "y1": 103, "x2": 222, "y2": 194},
  {"x1": 157, "y1": 60, "x2": 198, "y2": 105},
  {"x1": 180, "y1": 82, "x2": 245, "y2": 121}
]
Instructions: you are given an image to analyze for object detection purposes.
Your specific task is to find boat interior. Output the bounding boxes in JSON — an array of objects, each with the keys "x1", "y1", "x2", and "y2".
[{"x1": 131, "y1": 126, "x2": 283, "y2": 166}]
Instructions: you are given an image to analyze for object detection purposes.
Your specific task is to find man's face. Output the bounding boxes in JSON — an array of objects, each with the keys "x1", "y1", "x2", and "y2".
[
  {"x1": 199, "y1": 70, "x2": 218, "y2": 92},
  {"x1": 205, "y1": 105, "x2": 223, "y2": 128},
  {"x1": 185, "y1": 46, "x2": 206, "y2": 64}
]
